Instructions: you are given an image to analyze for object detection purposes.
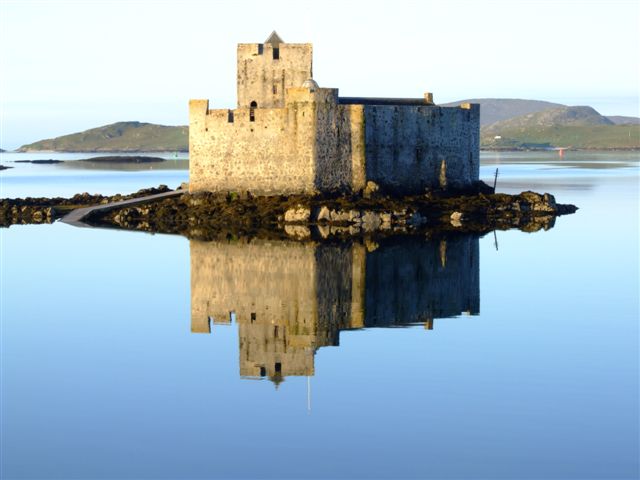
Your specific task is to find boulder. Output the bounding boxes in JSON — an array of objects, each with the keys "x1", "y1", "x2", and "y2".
[
  {"x1": 284, "y1": 225, "x2": 311, "y2": 239},
  {"x1": 363, "y1": 181, "x2": 380, "y2": 199},
  {"x1": 284, "y1": 206, "x2": 310, "y2": 223},
  {"x1": 361, "y1": 211, "x2": 381, "y2": 231},
  {"x1": 315, "y1": 206, "x2": 331, "y2": 222},
  {"x1": 330, "y1": 209, "x2": 351, "y2": 222}
]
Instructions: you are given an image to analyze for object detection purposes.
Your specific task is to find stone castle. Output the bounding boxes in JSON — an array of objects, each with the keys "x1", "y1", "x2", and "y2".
[
  {"x1": 191, "y1": 236, "x2": 480, "y2": 384},
  {"x1": 189, "y1": 32, "x2": 480, "y2": 196}
]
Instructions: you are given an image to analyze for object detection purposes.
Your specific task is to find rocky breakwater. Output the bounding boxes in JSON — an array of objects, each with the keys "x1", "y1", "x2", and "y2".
[{"x1": 87, "y1": 184, "x2": 577, "y2": 241}]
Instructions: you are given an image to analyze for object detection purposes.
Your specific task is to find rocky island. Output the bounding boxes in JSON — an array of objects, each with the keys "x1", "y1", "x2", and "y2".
[{"x1": 0, "y1": 182, "x2": 577, "y2": 242}]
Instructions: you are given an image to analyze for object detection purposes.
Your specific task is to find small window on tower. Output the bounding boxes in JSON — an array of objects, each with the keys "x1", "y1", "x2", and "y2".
[
  {"x1": 273, "y1": 84, "x2": 278, "y2": 94},
  {"x1": 273, "y1": 47, "x2": 279, "y2": 60},
  {"x1": 250, "y1": 101, "x2": 257, "y2": 122}
]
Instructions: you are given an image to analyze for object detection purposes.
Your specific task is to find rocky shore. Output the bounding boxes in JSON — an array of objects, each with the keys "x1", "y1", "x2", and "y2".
[
  {"x1": 0, "y1": 183, "x2": 578, "y2": 240},
  {"x1": 0, "y1": 185, "x2": 173, "y2": 226}
]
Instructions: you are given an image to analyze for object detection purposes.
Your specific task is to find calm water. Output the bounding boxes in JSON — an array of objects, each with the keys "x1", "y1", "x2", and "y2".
[{"x1": 1, "y1": 151, "x2": 639, "y2": 479}]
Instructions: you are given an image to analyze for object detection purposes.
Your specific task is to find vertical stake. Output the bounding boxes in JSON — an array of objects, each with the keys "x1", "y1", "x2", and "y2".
[{"x1": 493, "y1": 168, "x2": 499, "y2": 191}]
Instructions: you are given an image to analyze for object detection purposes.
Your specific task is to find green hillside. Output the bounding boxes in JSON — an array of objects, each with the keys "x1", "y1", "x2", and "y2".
[
  {"x1": 482, "y1": 124, "x2": 640, "y2": 149},
  {"x1": 18, "y1": 122, "x2": 188, "y2": 152},
  {"x1": 606, "y1": 115, "x2": 640, "y2": 125},
  {"x1": 442, "y1": 98, "x2": 564, "y2": 126},
  {"x1": 480, "y1": 106, "x2": 639, "y2": 149}
]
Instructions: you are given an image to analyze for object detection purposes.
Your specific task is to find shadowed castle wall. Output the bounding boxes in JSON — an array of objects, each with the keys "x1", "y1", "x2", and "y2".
[
  {"x1": 362, "y1": 103, "x2": 480, "y2": 194},
  {"x1": 363, "y1": 236, "x2": 480, "y2": 326}
]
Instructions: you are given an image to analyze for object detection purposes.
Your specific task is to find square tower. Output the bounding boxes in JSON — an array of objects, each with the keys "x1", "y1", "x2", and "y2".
[{"x1": 237, "y1": 31, "x2": 313, "y2": 109}]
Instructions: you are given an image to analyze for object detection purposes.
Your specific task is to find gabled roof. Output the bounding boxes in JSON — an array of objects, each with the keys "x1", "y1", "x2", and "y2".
[{"x1": 265, "y1": 31, "x2": 284, "y2": 46}]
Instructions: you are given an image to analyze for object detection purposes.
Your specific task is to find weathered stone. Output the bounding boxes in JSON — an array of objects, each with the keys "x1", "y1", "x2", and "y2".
[
  {"x1": 330, "y1": 209, "x2": 351, "y2": 223},
  {"x1": 315, "y1": 206, "x2": 331, "y2": 222},
  {"x1": 361, "y1": 211, "x2": 381, "y2": 231},
  {"x1": 365, "y1": 239, "x2": 379, "y2": 252},
  {"x1": 284, "y1": 206, "x2": 310, "y2": 223},
  {"x1": 450, "y1": 211, "x2": 463, "y2": 221},
  {"x1": 363, "y1": 181, "x2": 380, "y2": 199},
  {"x1": 284, "y1": 225, "x2": 311, "y2": 239}
]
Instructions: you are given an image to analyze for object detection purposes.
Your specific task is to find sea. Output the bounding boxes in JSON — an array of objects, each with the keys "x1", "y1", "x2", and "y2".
[{"x1": 1, "y1": 150, "x2": 638, "y2": 479}]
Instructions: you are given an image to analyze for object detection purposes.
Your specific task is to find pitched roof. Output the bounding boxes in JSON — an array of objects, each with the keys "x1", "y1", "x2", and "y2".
[{"x1": 265, "y1": 31, "x2": 284, "y2": 46}]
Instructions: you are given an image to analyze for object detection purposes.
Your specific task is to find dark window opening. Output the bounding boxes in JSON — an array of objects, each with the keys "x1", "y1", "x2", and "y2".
[
  {"x1": 251, "y1": 312, "x2": 256, "y2": 322},
  {"x1": 259, "y1": 366, "x2": 266, "y2": 377},
  {"x1": 275, "y1": 362, "x2": 282, "y2": 373},
  {"x1": 274, "y1": 326, "x2": 279, "y2": 338},
  {"x1": 272, "y1": 47, "x2": 279, "y2": 60},
  {"x1": 257, "y1": 44, "x2": 263, "y2": 55},
  {"x1": 250, "y1": 101, "x2": 257, "y2": 122},
  {"x1": 273, "y1": 84, "x2": 278, "y2": 94},
  {"x1": 227, "y1": 110, "x2": 234, "y2": 123}
]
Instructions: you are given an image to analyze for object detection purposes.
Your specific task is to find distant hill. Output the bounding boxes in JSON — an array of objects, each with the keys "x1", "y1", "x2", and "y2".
[
  {"x1": 606, "y1": 115, "x2": 640, "y2": 125},
  {"x1": 482, "y1": 106, "x2": 639, "y2": 149},
  {"x1": 18, "y1": 122, "x2": 188, "y2": 152},
  {"x1": 442, "y1": 98, "x2": 564, "y2": 126}
]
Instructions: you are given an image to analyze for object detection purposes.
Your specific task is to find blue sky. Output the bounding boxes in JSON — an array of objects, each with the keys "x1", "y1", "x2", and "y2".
[{"x1": 1, "y1": 0, "x2": 638, "y2": 149}]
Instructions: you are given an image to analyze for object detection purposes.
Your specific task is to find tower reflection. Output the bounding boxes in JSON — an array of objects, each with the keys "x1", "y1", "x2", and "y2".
[{"x1": 191, "y1": 236, "x2": 479, "y2": 383}]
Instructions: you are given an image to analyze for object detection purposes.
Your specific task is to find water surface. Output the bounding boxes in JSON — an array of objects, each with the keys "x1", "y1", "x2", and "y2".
[{"x1": 1, "y1": 151, "x2": 638, "y2": 479}]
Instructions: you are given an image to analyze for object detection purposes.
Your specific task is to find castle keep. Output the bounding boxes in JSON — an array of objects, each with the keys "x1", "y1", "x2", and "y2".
[{"x1": 189, "y1": 32, "x2": 480, "y2": 195}]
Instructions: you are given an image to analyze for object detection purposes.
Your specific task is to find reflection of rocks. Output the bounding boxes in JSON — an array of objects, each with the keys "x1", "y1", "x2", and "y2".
[{"x1": 191, "y1": 235, "x2": 480, "y2": 383}]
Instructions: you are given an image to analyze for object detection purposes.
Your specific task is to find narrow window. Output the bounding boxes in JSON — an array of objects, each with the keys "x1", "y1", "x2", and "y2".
[
  {"x1": 273, "y1": 84, "x2": 278, "y2": 94},
  {"x1": 259, "y1": 366, "x2": 266, "y2": 377},
  {"x1": 275, "y1": 362, "x2": 282, "y2": 373},
  {"x1": 227, "y1": 110, "x2": 234, "y2": 123},
  {"x1": 273, "y1": 47, "x2": 279, "y2": 60},
  {"x1": 274, "y1": 326, "x2": 279, "y2": 338},
  {"x1": 251, "y1": 312, "x2": 256, "y2": 322},
  {"x1": 250, "y1": 101, "x2": 257, "y2": 122},
  {"x1": 257, "y1": 44, "x2": 263, "y2": 55}
]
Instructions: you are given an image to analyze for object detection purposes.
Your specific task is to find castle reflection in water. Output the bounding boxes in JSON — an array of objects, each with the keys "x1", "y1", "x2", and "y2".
[{"x1": 191, "y1": 236, "x2": 479, "y2": 384}]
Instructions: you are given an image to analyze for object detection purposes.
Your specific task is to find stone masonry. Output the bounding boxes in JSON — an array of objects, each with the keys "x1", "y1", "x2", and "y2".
[
  {"x1": 189, "y1": 32, "x2": 480, "y2": 196},
  {"x1": 190, "y1": 236, "x2": 480, "y2": 383}
]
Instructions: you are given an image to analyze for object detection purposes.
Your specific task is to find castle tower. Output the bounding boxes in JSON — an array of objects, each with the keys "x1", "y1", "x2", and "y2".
[{"x1": 236, "y1": 31, "x2": 313, "y2": 109}]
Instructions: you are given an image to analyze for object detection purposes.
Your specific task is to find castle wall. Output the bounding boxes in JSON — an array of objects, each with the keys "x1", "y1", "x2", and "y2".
[
  {"x1": 189, "y1": 239, "x2": 365, "y2": 380},
  {"x1": 312, "y1": 91, "x2": 366, "y2": 193},
  {"x1": 190, "y1": 235, "x2": 480, "y2": 380},
  {"x1": 189, "y1": 98, "x2": 317, "y2": 195},
  {"x1": 363, "y1": 236, "x2": 480, "y2": 327},
  {"x1": 237, "y1": 43, "x2": 312, "y2": 109},
  {"x1": 362, "y1": 104, "x2": 480, "y2": 194}
]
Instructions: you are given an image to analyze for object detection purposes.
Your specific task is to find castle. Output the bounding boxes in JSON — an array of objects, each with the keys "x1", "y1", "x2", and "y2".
[
  {"x1": 189, "y1": 32, "x2": 480, "y2": 196},
  {"x1": 191, "y1": 236, "x2": 480, "y2": 384}
]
